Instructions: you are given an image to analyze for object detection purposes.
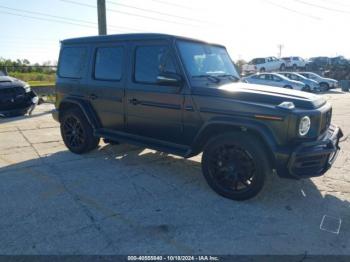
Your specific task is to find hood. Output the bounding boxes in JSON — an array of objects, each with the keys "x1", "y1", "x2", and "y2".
[
  {"x1": 0, "y1": 76, "x2": 26, "y2": 89},
  {"x1": 192, "y1": 83, "x2": 326, "y2": 109},
  {"x1": 323, "y1": 77, "x2": 337, "y2": 83}
]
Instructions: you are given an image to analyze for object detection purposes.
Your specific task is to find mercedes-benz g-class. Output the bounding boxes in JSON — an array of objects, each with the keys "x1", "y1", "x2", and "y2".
[{"x1": 53, "y1": 34, "x2": 343, "y2": 200}]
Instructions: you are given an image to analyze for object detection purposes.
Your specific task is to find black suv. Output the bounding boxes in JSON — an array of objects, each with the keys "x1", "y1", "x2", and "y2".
[
  {"x1": 53, "y1": 34, "x2": 343, "y2": 200},
  {"x1": 0, "y1": 69, "x2": 38, "y2": 117}
]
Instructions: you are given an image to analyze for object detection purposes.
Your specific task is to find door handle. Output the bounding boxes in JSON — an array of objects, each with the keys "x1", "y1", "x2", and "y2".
[
  {"x1": 89, "y1": 94, "x2": 98, "y2": 100},
  {"x1": 129, "y1": 98, "x2": 140, "y2": 105}
]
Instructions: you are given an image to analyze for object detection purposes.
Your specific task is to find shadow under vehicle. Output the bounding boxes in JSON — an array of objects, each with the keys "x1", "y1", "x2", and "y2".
[{"x1": 52, "y1": 33, "x2": 343, "y2": 201}]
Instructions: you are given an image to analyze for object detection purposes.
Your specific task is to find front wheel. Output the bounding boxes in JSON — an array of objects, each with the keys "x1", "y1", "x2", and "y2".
[
  {"x1": 60, "y1": 108, "x2": 100, "y2": 154},
  {"x1": 201, "y1": 133, "x2": 271, "y2": 201},
  {"x1": 302, "y1": 85, "x2": 311, "y2": 92},
  {"x1": 280, "y1": 64, "x2": 286, "y2": 71}
]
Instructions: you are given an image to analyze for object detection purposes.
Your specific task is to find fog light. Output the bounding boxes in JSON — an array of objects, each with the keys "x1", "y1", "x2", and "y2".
[{"x1": 299, "y1": 116, "x2": 311, "y2": 136}]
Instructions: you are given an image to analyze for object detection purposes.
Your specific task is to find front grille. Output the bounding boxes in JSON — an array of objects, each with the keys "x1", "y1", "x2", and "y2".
[{"x1": 320, "y1": 109, "x2": 332, "y2": 134}]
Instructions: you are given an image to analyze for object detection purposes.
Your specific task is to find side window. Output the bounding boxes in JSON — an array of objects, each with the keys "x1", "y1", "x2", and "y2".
[
  {"x1": 289, "y1": 74, "x2": 297, "y2": 80},
  {"x1": 272, "y1": 75, "x2": 282, "y2": 81},
  {"x1": 258, "y1": 74, "x2": 267, "y2": 80},
  {"x1": 134, "y1": 45, "x2": 176, "y2": 84},
  {"x1": 94, "y1": 46, "x2": 123, "y2": 81},
  {"x1": 58, "y1": 47, "x2": 87, "y2": 78}
]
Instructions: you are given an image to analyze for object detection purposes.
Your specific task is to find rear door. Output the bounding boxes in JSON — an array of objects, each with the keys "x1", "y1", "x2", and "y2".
[
  {"x1": 125, "y1": 40, "x2": 184, "y2": 144},
  {"x1": 86, "y1": 43, "x2": 126, "y2": 130}
]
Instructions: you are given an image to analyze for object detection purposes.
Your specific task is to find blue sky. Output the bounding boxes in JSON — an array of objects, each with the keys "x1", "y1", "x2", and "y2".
[{"x1": 1, "y1": 0, "x2": 349, "y2": 64}]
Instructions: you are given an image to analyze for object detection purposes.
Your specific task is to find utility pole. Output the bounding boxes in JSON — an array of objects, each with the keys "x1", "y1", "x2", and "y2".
[
  {"x1": 97, "y1": 0, "x2": 107, "y2": 35},
  {"x1": 277, "y1": 44, "x2": 284, "y2": 58}
]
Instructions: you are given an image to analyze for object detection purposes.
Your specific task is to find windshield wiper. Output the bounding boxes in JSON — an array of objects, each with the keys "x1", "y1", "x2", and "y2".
[
  {"x1": 216, "y1": 74, "x2": 240, "y2": 82},
  {"x1": 192, "y1": 74, "x2": 220, "y2": 83}
]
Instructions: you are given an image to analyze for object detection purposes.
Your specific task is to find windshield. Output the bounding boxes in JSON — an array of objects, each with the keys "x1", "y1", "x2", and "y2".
[{"x1": 177, "y1": 40, "x2": 239, "y2": 84}]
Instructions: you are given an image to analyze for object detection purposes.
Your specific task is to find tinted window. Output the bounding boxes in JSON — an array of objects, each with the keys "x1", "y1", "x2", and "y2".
[
  {"x1": 94, "y1": 47, "x2": 123, "y2": 81},
  {"x1": 251, "y1": 58, "x2": 265, "y2": 65},
  {"x1": 59, "y1": 47, "x2": 87, "y2": 78},
  {"x1": 258, "y1": 74, "x2": 268, "y2": 80},
  {"x1": 134, "y1": 45, "x2": 175, "y2": 84},
  {"x1": 272, "y1": 75, "x2": 282, "y2": 81}
]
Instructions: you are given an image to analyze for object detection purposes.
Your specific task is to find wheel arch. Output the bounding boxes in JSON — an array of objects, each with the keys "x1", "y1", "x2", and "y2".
[
  {"x1": 58, "y1": 98, "x2": 101, "y2": 129},
  {"x1": 188, "y1": 121, "x2": 277, "y2": 168}
]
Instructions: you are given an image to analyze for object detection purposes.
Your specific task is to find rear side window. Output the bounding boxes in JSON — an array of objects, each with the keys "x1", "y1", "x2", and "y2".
[
  {"x1": 251, "y1": 58, "x2": 265, "y2": 65},
  {"x1": 94, "y1": 47, "x2": 123, "y2": 81},
  {"x1": 134, "y1": 45, "x2": 176, "y2": 84},
  {"x1": 58, "y1": 47, "x2": 87, "y2": 78}
]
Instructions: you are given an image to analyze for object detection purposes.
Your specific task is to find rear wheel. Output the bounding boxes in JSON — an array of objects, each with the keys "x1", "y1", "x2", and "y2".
[
  {"x1": 201, "y1": 133, "x2": 271, "y2": 201},
  {"x1": 60, "y1": 108, "x2": 100, "y2": 154},
  {"x1": 320, "y1": 82, "x2": 329, "y2": 92},
  {"x1": 280, "y1": 64, "x2": 286, "y2": 71},
  {"x1": 259, "y1": 67, "x2": 266, "y2": 73}
]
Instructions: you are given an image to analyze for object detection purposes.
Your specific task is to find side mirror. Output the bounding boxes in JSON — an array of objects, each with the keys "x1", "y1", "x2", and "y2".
[{"x1": 156, "y1": 72, "x2": 183, "y2": 86}]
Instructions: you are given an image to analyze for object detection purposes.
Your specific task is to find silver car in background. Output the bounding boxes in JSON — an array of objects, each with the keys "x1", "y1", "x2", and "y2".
[
  {"x1": 299, "y1": 72, "x2": 338, "y2": 91},
  {"x1": 242, "y1": 73, "x2": 306, "y2": 91},
  {"x1": 278, "y1": 72, "x2": 320, "y2": 92}
]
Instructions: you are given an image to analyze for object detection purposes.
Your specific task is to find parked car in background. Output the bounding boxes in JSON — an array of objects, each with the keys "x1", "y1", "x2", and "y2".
[
  {"x1": 299, "y1": 72, "x2": 338, "y2": 91},
  {"x1": 0, "y1": 74, "x2": 38, "y2": 117},
  {"x1": 242, "y1": 57, "x2": 285, "y2": 74},
  {"x1": 242, "y1": 73, "x2": 306, "y2": 91},
  {"x1": 282, "y1": 56, "x2": 306, "y2": 70},
  {"x1": 305, "y1": 57, "x2": 330, "y2": 71},
  {"x1": 278, "y1": 72, "x2": 320, "y2": 92}
]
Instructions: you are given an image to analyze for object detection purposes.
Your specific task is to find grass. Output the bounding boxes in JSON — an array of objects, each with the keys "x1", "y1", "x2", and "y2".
[
  {"x1": 10, "y1": 71, "x2": 56, "y2": 84},
  {"x1": 28, "y1": 81, "x2": 55, "y2": 86}
]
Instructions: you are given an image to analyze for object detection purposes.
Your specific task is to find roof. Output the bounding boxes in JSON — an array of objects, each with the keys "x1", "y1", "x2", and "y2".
[{"x1": 61, "y1": 33, "x2": 224, "y2": 47}]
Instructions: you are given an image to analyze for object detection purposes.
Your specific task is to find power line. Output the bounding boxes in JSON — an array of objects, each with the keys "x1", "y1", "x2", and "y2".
[
  {"x1": 263, "y1": 0, "x2": 321, "y2": 20},
  {"x1": 106, "y1": 0, "x2": 206, "y2": 23},
  {"x1": 148, "y1": 0, "x2": 191, "y2": 9},
  {"x1": 294, "y1": 0, "x2": 350, "y2": 14},
  {"x1": 0, "y1": 5, "x2": 143, "y2": 32},
  {"x1": 0, "y1": 10, "x2": 98, "y2": 29},
  {"x1": 60, "y1": 0, "x2": 199, "y2": 27}
]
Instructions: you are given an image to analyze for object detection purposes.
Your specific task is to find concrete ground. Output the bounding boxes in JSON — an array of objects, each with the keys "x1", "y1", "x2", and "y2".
[{"x1": 0, "y1": 90, "x2": 350, "y2": 255}]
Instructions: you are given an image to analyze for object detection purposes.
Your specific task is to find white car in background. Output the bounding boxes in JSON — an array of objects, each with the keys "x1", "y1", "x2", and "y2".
[
  {"x1": 282, "y1": 56, "x2": 306, "y2": 70},
  {"x1": 242, "y1": 57, "x2": 286, "y2": 74},
  {"x1": 242, "y1": 73, "x2": 306, "y2": 91}
]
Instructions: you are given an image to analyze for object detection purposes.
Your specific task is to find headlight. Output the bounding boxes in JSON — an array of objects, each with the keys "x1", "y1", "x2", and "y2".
[
  {"x1": 299, "y1": 116, "x2": 311, "y2": 136},
  {"x1": 24, "y1": 84, "x2": 31, "y2": 93}
]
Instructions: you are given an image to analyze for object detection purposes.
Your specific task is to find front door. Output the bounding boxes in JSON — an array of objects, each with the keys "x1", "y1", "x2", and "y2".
[
  {"x1": 126, "y1": 40, "x2": 184, "y2": 144},
  {"x1": 86, "y1": 44, "x2": 126, "y2": 130}
]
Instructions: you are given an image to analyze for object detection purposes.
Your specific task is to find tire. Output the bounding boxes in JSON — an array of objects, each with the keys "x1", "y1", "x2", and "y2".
[
  {"x1": 292, "y1": 64, "x2": 297, "y2": 71},
  {"x1": 320, "y1": 82, "x2": 329, "y2": 92},
  {"x1": 60, "y1": 107, "x2": 100, "y2": 154},
  {"x1": 201, "y1": 132, "x2": 271, "y2": 201},
  {"x1": 284, "y1": 85, "x2": 293, "y2": 89},
  {"x1": 259, "y1": 67, "x2": 266, "y2": 73},
  {"x1": 280, "y1": 64, "x2": 286, "y2": 71},
  {"x1": 302, "y1": 85, "x2": 311, "y2": 92}
]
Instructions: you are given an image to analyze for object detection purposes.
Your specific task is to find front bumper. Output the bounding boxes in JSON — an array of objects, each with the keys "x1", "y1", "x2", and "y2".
[
  {"x1": 0, "y1": 91, "x2": 38, "y2": 117},
  {"x1": 276, "y1": 125, "x2": 343, "y2": 179}
]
